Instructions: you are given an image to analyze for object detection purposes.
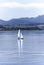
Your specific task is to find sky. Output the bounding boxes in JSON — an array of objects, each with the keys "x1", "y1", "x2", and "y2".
[{"x1": 0, "y1": 0, "x2": 44, "y2": 20}]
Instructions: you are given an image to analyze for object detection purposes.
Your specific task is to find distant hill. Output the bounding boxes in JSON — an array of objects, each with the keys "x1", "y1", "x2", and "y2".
[{"x1": 0, "y1": 15, "x2": 44, "y2": 26}]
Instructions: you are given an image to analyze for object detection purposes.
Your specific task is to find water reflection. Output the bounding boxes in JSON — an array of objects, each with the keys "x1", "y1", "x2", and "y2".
[{"x1": 18, "y1": 39, "x2": 23, "y2": 56}]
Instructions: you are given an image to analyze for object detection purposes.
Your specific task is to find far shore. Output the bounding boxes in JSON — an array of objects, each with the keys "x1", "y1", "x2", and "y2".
[{"x1": 0, "y1": 25, "x2": 44, "y2": 31}]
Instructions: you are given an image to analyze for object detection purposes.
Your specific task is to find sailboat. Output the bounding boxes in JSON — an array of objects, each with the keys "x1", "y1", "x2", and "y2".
[{"x1": 18, "y1": 30, "x2": 23, "y2": 39}]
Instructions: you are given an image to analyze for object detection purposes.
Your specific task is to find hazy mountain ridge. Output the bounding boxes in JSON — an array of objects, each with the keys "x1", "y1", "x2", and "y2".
[{"x1": 0, "y1": 15, "x2": 44, "y2": 26}]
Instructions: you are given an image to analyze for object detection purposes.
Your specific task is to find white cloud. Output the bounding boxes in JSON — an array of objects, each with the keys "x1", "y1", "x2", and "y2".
[{"x1": 0, "y1": 2, "x2": 44, "y2": 8}]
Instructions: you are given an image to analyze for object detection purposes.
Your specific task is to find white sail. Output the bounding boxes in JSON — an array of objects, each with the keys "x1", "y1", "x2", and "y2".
[
  {"x1": 20, "y1": 33, "x2": 23, "y2": 39},
  {"x1": 18, "y1": 30, "x2": 21, "y2": 39}
]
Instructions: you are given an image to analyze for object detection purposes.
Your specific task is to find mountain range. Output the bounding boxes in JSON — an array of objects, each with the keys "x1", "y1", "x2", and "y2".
[{"x1": 0, "y1": 15, "x2": 44, "y2": 26}]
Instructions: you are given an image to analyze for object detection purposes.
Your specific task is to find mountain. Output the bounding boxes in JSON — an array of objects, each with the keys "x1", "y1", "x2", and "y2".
[{"x1": 0, "y1": 15, "x2": 44, "y2": 26}]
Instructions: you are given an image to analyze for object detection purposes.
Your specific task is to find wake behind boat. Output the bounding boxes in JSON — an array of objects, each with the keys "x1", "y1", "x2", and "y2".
[{"x1": 18, "y1": 30, "x2": 23, "y2": 39}]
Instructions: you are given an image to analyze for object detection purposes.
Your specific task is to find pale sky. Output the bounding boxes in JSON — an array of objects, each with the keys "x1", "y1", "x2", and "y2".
[{"x1": 0, "y1": 0, "x2": 44, "y2": 20}]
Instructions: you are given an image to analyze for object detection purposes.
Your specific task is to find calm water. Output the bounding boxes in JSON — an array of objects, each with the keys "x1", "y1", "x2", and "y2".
[{"x1": 0, "y1": 30, "x2": 44, "y2": 65}]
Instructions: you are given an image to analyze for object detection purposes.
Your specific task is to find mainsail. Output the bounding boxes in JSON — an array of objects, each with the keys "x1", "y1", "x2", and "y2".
[{"x1": 18, "y1": 29, "x2": 21, "y2": 39}]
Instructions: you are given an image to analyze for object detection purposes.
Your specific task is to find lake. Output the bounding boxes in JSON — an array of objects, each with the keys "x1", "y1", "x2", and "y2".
[{"x1": 0, "y1": 30, "x2": 44, "y2": 65}]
